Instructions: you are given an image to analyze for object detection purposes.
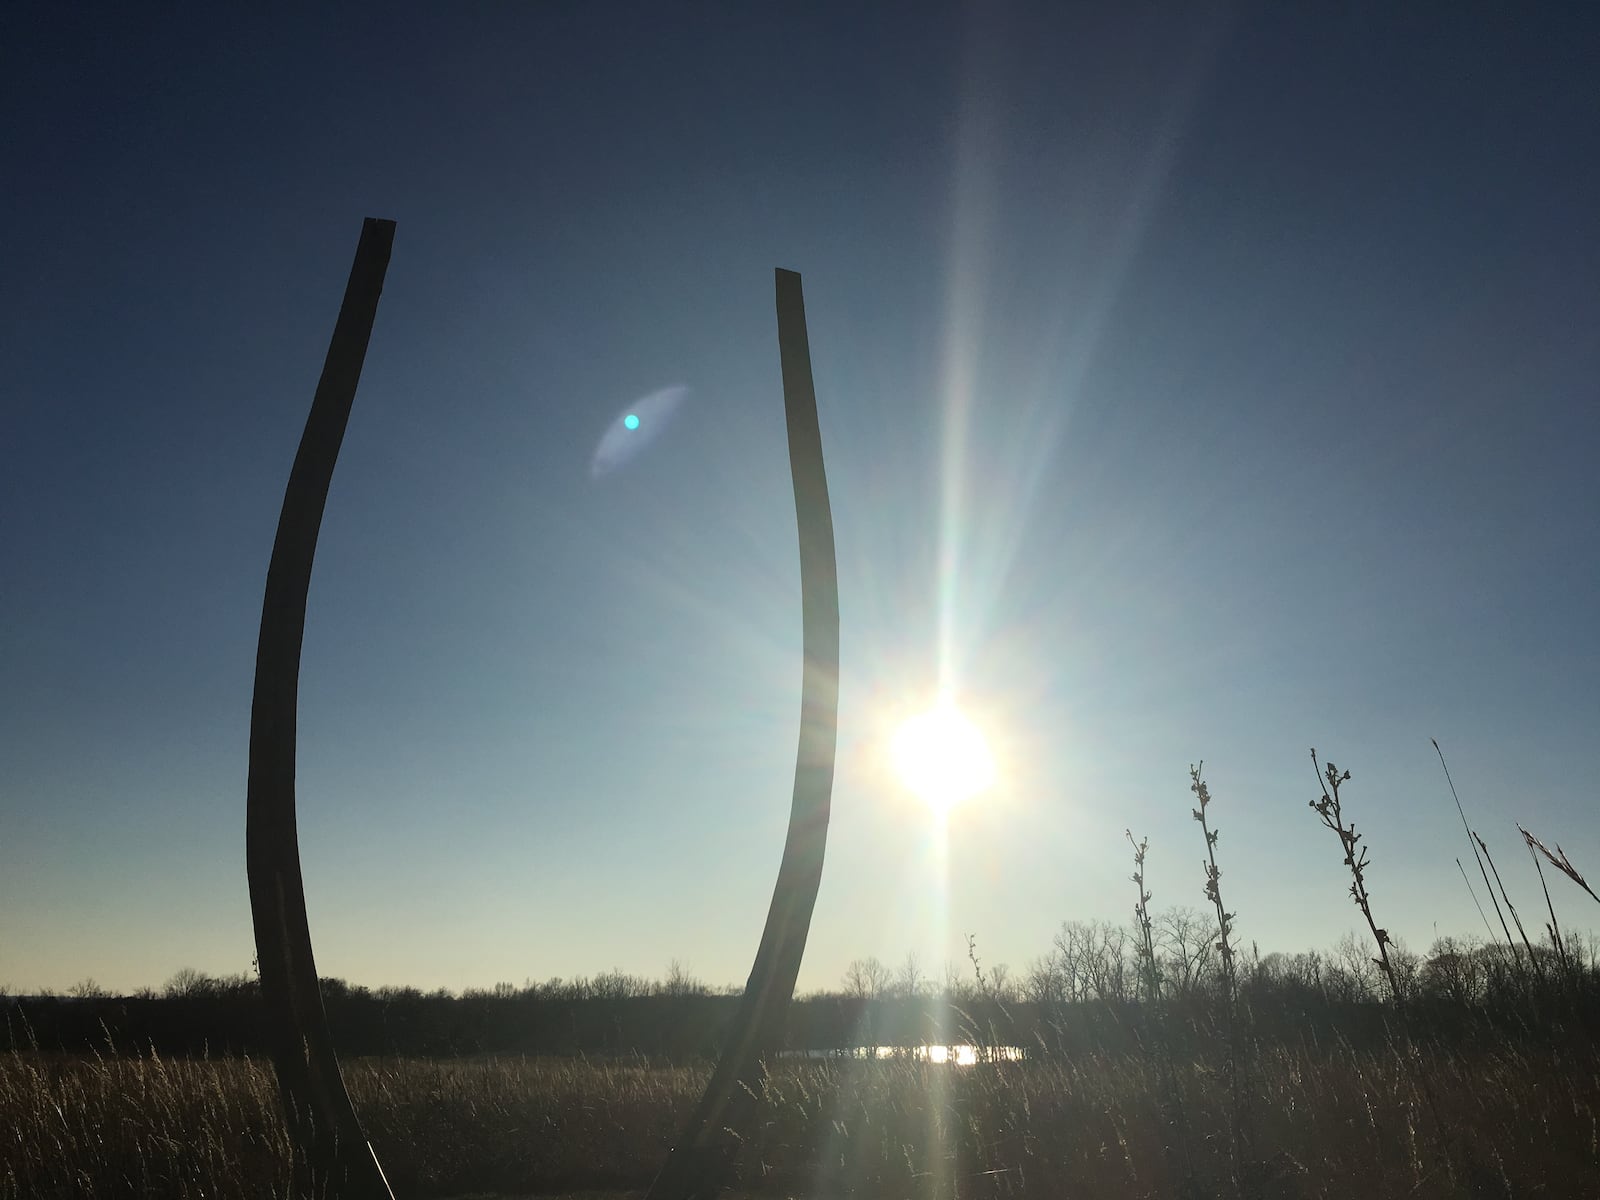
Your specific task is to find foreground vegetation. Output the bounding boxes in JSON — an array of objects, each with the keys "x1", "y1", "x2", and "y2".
[
  {"x1": 5, "y1": 1033, "x2": 1600, "y2": 1199},
  {"x1": 11, "y1": 749, "x2": 1597, "y2": 1196}
]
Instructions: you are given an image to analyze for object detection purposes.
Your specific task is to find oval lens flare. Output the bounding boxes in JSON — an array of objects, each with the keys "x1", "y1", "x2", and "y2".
[{"x1": 591, "y1": 386, "x2": 688, "y2": 478}]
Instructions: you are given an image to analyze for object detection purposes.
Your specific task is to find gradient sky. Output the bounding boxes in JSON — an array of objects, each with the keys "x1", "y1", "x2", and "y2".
[{"x1": 4, "y1": 4, "x2": 1597, "y2": 996}]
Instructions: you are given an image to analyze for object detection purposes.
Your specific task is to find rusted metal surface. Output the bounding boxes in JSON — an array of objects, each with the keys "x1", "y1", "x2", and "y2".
[
  {"x1": 646, "y1": 268, "x2": 840, "y2": 1200},
  {"x1": 246, "y1": 218, "x2": 397, "y2": 1200}
]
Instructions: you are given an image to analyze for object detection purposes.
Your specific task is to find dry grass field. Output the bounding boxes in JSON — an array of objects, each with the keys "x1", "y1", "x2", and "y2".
[{"x1": 6, "y1": 1037, "x2": 1599, "y2": 1199}]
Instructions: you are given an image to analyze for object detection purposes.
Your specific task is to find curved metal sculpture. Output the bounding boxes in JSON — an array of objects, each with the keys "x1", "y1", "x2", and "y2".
[
  {"x1": 248, "y1": 236, "x2": 835, "y2": 1200},
  {"x1": 246, "y1": 218, "x2": 397, "y2": 1200},
  {"x1": 646, "y1": 268, "x2": 840, "y2": 1200}
]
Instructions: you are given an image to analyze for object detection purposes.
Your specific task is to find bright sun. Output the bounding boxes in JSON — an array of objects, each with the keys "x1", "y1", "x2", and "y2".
[{"x1": 890, "y1": 703, "x2": 996, "y2": 814}]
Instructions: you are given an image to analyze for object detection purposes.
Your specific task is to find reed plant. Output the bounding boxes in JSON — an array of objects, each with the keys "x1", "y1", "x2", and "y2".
[
  {"x1": 1474, "y1": 832, "x2": 1542, "y2": 984},
  {"x1": 1520, "y1": 827, "x2": 1573, "y2": 980},
  {"x1": 1191, "y1": 763, "x2": 1253, "y2": 1193},
  {"x1": 1128, "y1": 829, "x2": 1199, "y2": 1197},
  {"x1": 1307, "y1": 753, "x2": 1404, "y2": 1013},
  {"x1": 1307, "y1": 750, "x2": 1514, "y2": 1197},
  {"x1": 961, "y1": 933, "x2": 1004, "y2": 1061},
  {"x1": 1433, "y1": 740, "x2": 1522, "y2": 979},
  {"x1": 1520, "y1": 825, "x2": 1600, "y2": 906}
]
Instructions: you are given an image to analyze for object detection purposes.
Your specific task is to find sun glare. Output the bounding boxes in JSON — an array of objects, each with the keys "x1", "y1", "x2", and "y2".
[{"x1": 891, "y1": 703, "x2": 996, "y2": 814}]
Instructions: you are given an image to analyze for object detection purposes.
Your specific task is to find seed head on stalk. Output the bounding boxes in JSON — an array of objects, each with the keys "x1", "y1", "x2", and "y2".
[
  {"x1": 1308, "y1": 751, "x2": 1398, "y2": 974},
  {"x1": 1519, "y1": 825, "x2": 1600, "y2": 906},
  {"x1": 1191, "y1": 763, "x2": 1249, "y2": 1191}
]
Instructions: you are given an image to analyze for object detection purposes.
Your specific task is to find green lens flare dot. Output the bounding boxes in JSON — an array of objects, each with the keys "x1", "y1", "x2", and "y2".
[{"x1": 624, "y1": 414, "x2": 640, "y2": 430}]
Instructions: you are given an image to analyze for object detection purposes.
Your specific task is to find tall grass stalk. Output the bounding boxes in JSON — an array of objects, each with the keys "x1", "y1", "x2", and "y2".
[
  {"x1": 1473, "y1": 832, "x2": 1542, "y2": 984},
  {"x1": 1308, "y1": 749, "x2": 1509, "y2": 1196},
  {"x1": 1433, "y1": 739, "x2": 1521, "y2": 974},
  {"x1": 1127, "y1": 829, "x2": 1197, "y2": 1197},
  {"x1": 1521, "y1": 828, "x2": 1571, "y2": 978},
  {"x1": 1308, "y1": 752, "x2": 1406, "y2": 1010},
  {"x1": 1519, "y1": 826, "x2": 1600, "y2": 906},
  {"x1": 1191, "y1": 763, "x2": 1250, "y2": 1193},
  {"x1": 964, "y1": 933, "x2": 1005, "y2": 1061},
  {"x1": 1128, "y1": 831, "x2": 1162, "y2": 1006},
  {"x1": 1454, "y1": 857, "x2": 1499, "y2": 945}
]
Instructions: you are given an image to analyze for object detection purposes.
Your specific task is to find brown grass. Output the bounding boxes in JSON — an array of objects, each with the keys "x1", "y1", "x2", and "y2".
[{"x1": 5, "y1": 1041, "x2": 1598, "y2": 1198}]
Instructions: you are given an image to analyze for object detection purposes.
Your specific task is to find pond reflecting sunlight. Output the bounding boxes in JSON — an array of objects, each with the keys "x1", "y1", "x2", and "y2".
[{"x1": 783, "y1": 1044, "x2": 1024, "y2": 1066}]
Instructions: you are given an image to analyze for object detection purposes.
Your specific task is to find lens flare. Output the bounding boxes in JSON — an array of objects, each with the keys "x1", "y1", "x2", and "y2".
[{"x1": 591, "y1": 385, "x2": 688, "y2": 478}]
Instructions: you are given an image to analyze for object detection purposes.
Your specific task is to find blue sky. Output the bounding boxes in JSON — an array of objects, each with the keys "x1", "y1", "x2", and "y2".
[{"x1": 4, "y1": 4, "x2": 1597, "y2": 995}]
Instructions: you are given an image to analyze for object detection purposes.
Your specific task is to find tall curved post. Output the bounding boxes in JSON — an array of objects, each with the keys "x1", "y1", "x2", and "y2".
[
  {"x1": 247, "y1": 218, "x2": 397, "y2": 1200},
  {"x1": 647, "y1": 268, "x2": 840, "y2": 1200}
]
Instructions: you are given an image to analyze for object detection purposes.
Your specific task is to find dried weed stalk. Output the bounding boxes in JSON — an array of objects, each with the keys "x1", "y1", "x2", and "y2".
[
  {"x1": 1191, "y1": 763, "x2": 1251, "y2": 1192},
  {"x1": 1519, "y1": 825, "x2": 1600, "y2": 906},
  {"x1": 1307, "y1": 749, "x2": 1508, "y2": 1197},
  {"x1": 1308, "y1": 752, "x2": 1404, "y2": 1008},
  {"x1": 1128, "y1": 829, "x2": 1197, "y2": 1198}
]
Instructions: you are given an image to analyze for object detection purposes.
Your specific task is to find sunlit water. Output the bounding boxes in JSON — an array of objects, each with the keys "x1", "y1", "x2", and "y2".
[{"x1": 781, "y1": 1044, "x2": 1023, "y2": 1066}]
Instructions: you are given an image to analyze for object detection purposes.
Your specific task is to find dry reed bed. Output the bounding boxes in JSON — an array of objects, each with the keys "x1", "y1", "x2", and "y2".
[{"x1": 5, "y1": 1043, "x2": 1599, "y2": 1198}]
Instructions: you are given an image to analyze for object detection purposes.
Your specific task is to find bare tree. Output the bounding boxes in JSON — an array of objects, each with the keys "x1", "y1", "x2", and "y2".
[
  {"x1": 1051, "y1": 922, "x2": 1090, "y2": 1003},
  {"x1": 1024, "y1": 955, "x2": 1067, "y2": 1006},
  {"x1": 661, "y1": 960, "x2": 706, "y2": 998},
  {"x1": 1420, "y1": 936, "x2": 1485, "y2": 1005},
  {"x1": 895, "y1": 952, "x2": 926, "y2": 999},
  {"x1": 1328, "y1": 931, "x2": 1382, "y2": 1002},
  {"x1": 1052, "y1": 920, "x2": 1131, "y2": 1003},
  {"x1": 163, "y1": 967, "x2": 214, "y2": 999},
  {"x1": 942, "y1": 959, "x2": 968, "y2": 1002},
  {"x1": 1156, "y1": 905, "x2": 1215, "y2": 1000},
  {"x1": 1254, "y1": 950, "x2": 1326, "y2": 1000},
  {"x1": 843, "y1": 956, "x2": 891, "y2": 1000},
  {"x1": 987, "y1": 962, "x2": 1015, "y2": 1003}
]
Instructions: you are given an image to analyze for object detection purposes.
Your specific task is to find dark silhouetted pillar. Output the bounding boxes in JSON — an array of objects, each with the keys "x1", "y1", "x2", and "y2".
[
  {"x1": 247, "y1": 218, "x2": 397, "y2": 1200},
  {"x1": 647, "y1": 268, "x2": 840, "y2": 1200}
]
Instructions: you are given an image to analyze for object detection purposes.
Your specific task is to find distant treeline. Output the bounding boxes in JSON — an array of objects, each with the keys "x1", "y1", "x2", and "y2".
[{"x1": 9, "y1": 916, "x2": 1600, "y2": 1060}]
